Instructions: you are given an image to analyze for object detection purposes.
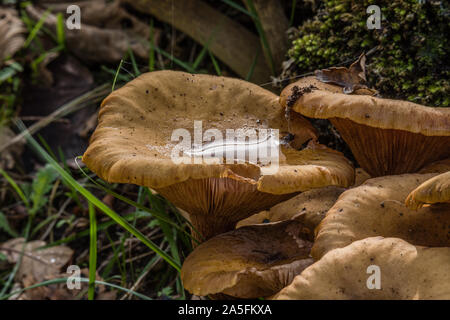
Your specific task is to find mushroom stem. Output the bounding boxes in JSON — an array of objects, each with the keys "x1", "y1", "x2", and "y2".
[{"x1": 156, "y1": 177, "x2": 298, "y2": 242}]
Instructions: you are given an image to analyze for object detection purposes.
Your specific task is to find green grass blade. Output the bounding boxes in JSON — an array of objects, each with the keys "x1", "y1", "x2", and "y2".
[
  {"x1": 15, "y1": 120, "x2": 182, "y2": 272},
  {"x1": 245, "y1": 0, "x2": 275, "y2": 75},
  {"x1": 149, "y1": 19, "x2": 156, "y2": 72},
  {"x1": 101, "y1": 65, "x2": 130, "y2": 83},
  {"x1": 43, "y1": 212, "x2": 150, "y2": 247},
  {"x1": 0, "y1": 168, "x2": 29, "y2": 207},
  {"x1": 88, "y1": 202, "x2": 97, "y2": 300},
  {"x1": 128, "y1": 48, "x2": 140, "y2": 76},
  {"x1": 23, "y1": 9, "x2": 50, "y2": 48},
  {"x1": 220, "y1": 0, "x2": 256, "y2": 18},
  {"x1": 289, "y1": 0, "x2": 297, "y2": 26},
  {"x1": 209, "y1": 51, "x2": 222, "y2": 76},
  {"x1": 192, "y1": 46, "x2": 209, "y2": 71},
  {"x1": 246, "y1": 52, "x2": 259, "y2": 81},
  {"x1": 0, "y1": 62, "x2": 23, "y2": 83},
  {"x1": 0, "y1": 211, "x2": 18, "y2": 237},
  {"x1": 37, "y1": 134, "x2": 58, "y2": 160},
  {"x1": 74, "y1": 157, "x2": 201, "y2": 243},
  {"x1": 56, "y1": 12, "x2": 65, "y2": 48},
  {"x1": 112, "y1": 59, "x2": 124, "y2": 91},
  {"x1": 149, "y1": 43, "x2": 196, "y2": 73}
]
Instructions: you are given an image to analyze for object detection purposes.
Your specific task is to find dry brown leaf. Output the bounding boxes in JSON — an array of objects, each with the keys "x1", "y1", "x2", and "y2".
[
  {"x1": 0, "y1": 8, "x2": 26, "y2": 64},
  {"x1": 315, "y1": 53, "x2": 371, "y2": 94},
  {"x1": 39, "y1": 0, "x2": 151, "y2": 38},
  {"x1": 25, "y1": 2, "x2": 159, "y2": 63},
  {"x1": 0, "y1": 126, "x2": 24, "y2": 170},
  {"x1": 0, "y1": 238, "x2": 73, "y2": 282},
  {"x1": 1, "y1": 239, "x2": 118, "y2": 300},
  {"x1": 1, "y1": 238, "x2": 73, "y2": 299}
]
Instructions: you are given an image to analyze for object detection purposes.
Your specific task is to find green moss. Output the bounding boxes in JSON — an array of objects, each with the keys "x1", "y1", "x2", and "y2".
[{"x1": 288, "y1": 0, "x2": 449, "y2": 107}]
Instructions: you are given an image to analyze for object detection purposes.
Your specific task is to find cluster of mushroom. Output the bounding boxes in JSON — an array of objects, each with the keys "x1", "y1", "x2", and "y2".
[{"x1": 83, "y1": 70, "x2": 449, "y2": 300}]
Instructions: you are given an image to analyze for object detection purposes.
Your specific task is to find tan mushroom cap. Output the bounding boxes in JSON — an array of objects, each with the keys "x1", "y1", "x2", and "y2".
[
  {"x1": 406, "y1": 172, "x2": 450, "y2": 210},
  {"x1": 274, "y1": 237, "x2": 450, "y2": 300},
  {"x1": 280, "y1": 77, "x2": 450, "y2": 177},
  {"x1": 83, "y1": 71, "x2": 354, "y2": 240},
  {"x1": 236, "y1": 186, "x2": 345, "y2": 233},
  {"x1": 237, "y1": 168, "x2": 368, "y2": 230},
  {"x1": 181, "y1": 220, "x2": 314, "y2": 298},
  {"x1": 312, "y1": 173, "x2": 450, "y2": 260},
  {"x1": 84, "y1": 70, "x2": 318, "y2": 189}
]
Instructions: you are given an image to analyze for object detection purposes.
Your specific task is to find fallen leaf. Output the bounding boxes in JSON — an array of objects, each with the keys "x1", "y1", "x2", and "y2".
[
  {"x1": 0, "y1": 8, "x2": 25, "y2": 64},
  {"x1": 26, "y1": 1, "x2": 160, "y2": 63},
  {"x1": 1, "y1": 239, "x2": 118, "y2": 300},
  {"x1": 0, "y1": 238, "x2": 73, "y2": 283},
  {"x1": 315, "y1": 53, "x2": 369, "y2": 94}
]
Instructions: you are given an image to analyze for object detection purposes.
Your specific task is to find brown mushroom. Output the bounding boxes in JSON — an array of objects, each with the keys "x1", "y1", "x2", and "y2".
[
  {"x1": 181, "y1": 220, "x2": 314, "y2": 298},
  {"x1": 280, "y1": 77, "x2": 450, "y2": 177},
  {"x1": 236, "y1": 186, "x2": 345, "y2": 234},
  {"x1": 83, "y1": 71, "x2": 355, "y2": 241},
  {"x1": 406, "y1": 171, "x2": 450, "y2": 210},
  {"x1": 236, "y1": 167, "x2": 369, "y2": 230},
  {"x1": 312, "y1": 173, "x2": 450, "y2": 260},
  {"x1": 274, "y1": 237, "x2": 450, "y2": 300}
]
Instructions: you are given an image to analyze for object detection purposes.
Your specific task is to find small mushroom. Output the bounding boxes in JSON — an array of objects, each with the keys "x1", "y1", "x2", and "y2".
[
  {"x1": 181, "y1": 220, "x2": 314, "y2": 299},
  {"x1": 406, "y1": 171, "x2": 450, "y2": 210},
  {"x1": 312, "y1": 173, "x2": 450, "y2": 260},
  {"x1": 274, "y1": 237, "x2": 450, "y2": 300},
  {"x1": 280, "y1": 78, "x2": 450, "y2": 177},
  {"x1": 83, "y1": 71, "x2": 355, "y2": 241},
  {"x1": 236, "y1": 186, "x2": 345, "y2": 233}
]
